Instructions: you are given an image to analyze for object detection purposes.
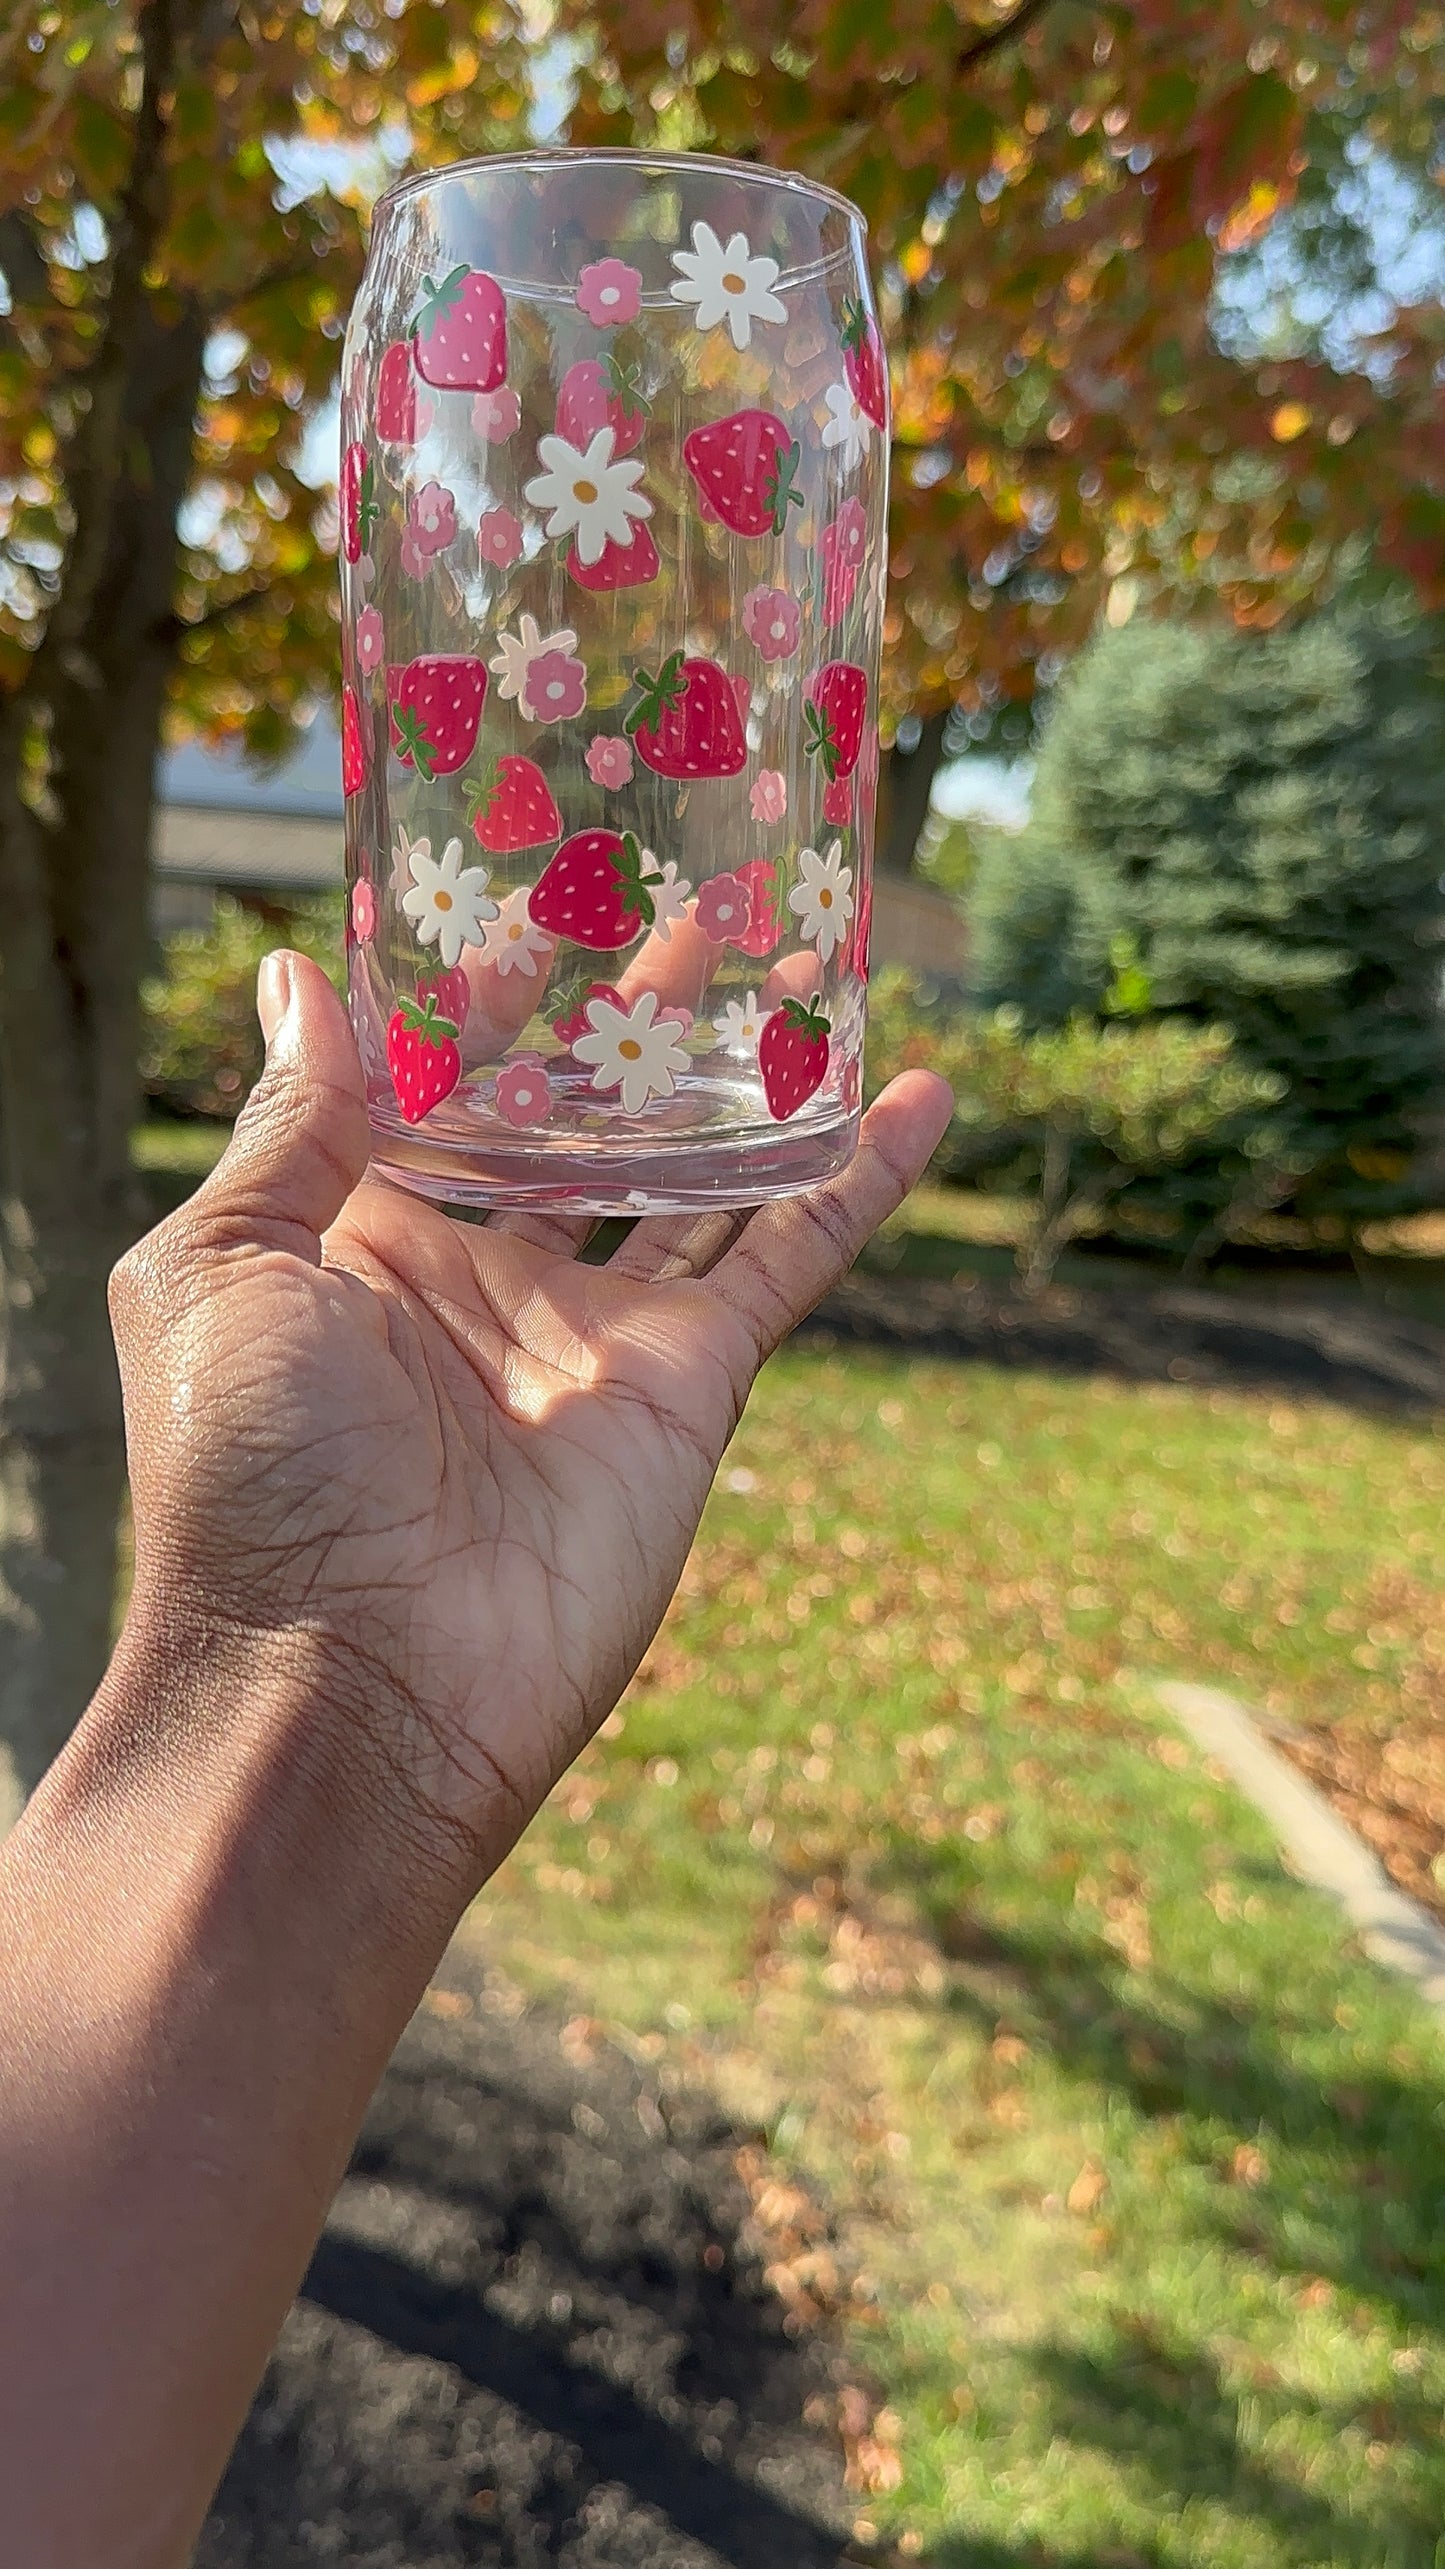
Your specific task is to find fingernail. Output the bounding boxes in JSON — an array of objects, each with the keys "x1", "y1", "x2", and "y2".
[{"x1": 257, "y1": 951, "x2": 295, "y2": 1052}]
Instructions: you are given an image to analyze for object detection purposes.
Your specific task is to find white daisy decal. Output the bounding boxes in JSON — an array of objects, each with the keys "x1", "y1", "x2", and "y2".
[
  {"x1": 648, "y1": 860, "x2": 691, "y2": 944},
  {"x1": 715, "y1": 991, "x2": 768, "y2": 1058},
  {"x1": 522, "y1": 425, "x2": 652, "y2": 568},
  {"x1": 821, "y1": 380, "x2": 871, "y2": 471},
  {"x1": 573, "y1": 988, "x2": 690, "y2": 1116},
  {"x1": 668, "y1": 220, "x2": 787, "y2": 351},
  {"x1": 391, "y1": 824, "x2": 428, "y2": 905},
  {"x1": 488, "y1": 613, "x2": 579, "y2": 710},
  {"x1": 480, "y1": 886, "x2": 551, "y2": 978},
  {"x1": 788, "y1": 838, "x2": 854, "y2": 967},
  {"x1": 401, "y1": 834, "x2": 498, "y2": 969}
]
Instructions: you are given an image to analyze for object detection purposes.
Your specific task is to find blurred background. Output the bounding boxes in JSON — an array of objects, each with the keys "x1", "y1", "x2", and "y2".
[{"x1": 7, "y1": 3, "x2": 1445, "y2": 2561}]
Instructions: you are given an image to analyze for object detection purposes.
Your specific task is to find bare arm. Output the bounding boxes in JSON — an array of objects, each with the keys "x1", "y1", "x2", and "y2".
[{"x1": 0, "y1": 952, "x2": 951, "y2": 2566}]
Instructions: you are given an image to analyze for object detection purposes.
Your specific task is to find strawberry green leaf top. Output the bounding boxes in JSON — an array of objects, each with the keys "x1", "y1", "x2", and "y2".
[
  {"x1": 390, "y1": 703, "x2": 437, "y2": 779},
  {"x1": 803, "y1": 698, "x2": 841, "y2": 779},
  {"x1": 778, "y1": 992, "x2": 831, "y2": 1044},
  {"x1": 392, "y1": 989, "x2": 460, "y2": 1044},
  {"x1": 839, "y1": 296, "x2": 870, "y2": 357},
  {"x1": 623, "y1": 651, "x2": 686, "y2": 739},
  {"x1": 410, "y1": 264, "x2": 472, "y2": 341}
]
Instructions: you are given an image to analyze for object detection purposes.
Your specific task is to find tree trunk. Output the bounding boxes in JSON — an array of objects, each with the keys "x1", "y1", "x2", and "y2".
[
  {"x1": 875, "y1": 710, "x2": 950, "y2": 877},
  {"x1": 0, "y1": 295, "x2": 205, "y2": 1814}
]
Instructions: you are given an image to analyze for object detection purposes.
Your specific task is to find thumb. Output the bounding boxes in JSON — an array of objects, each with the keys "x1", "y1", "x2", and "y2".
[{"x1": 189, "y1": 950, "x2": 371, "y2": 1261}]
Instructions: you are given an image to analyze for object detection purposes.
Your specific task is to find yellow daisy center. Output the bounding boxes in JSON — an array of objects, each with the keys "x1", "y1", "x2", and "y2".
[
  {"x1": 434, "y1": 890, "x2": 453, "y2": 911},
  {"x1": 573, "y1": 478, "x2": 599, "y2": 504},
  {"x1": 722, "y1": 270, "x2": 746, "y2": 293},
  {"x1": 619, "y1": 1038, "x2": 643, "y2": 1061},
  {"x1": 819, "y1": 888, "x2": 833, "y2": 908}
]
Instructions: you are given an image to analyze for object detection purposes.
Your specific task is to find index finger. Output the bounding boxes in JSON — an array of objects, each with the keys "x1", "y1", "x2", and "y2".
[{"x1": 692, "y1": 1069, "x2": 953, "y2": 1365}]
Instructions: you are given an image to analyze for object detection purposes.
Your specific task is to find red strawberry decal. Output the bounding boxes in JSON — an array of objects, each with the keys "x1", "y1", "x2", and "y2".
[
  {"x1": 342, "y1": 684, "x2": 367, "y2": 798},
  {"x1": 760, "y1": 994, "x2": 831, "y2": 1121},
  {"x1": 552, "y1": 979, "x2": 623, "y2": 1048},
  {"x1": 567, "y1": 520, "x2": 660, "y2": 592},
  {"x1": 529, "y1": 830, "x2": 667, "y2": 951},
  {"x1": 556, "y1": 354, "x2": 649, "y2": 459},
  {"x1": 840, "y1": 296, "x2": 888, "y2": 433},
  {"x1": 682, "y1": 411, "x2": 803, "y2": 538},
  {"x1": 822, "y1": 773, "x2": 855, "y2": 827},
  {"x1": 625, "y1": 653, "x2": 747, "y2": 780},
  {"x1": 418, "y1": 963, "x2": 471, "y2": 1033},
  {"x1": 376, "y1": 342, "x2": 417, "y2": 443},
  {"x1": 388, "y1": 655, "x2": 488, "y2": 779},
  {"x1": 411, "y1": 264, "x2": 507, "y2": 392},
  {"x1": 387, "y1": 991, "x2": 462, "y2": 1124},
  {"x1": 804, "y1": 663, "x2": 868, "y2": 782},
  {"x1": 732, "y1": 857, "x2": 784, "y2": 959},
  {"x1": 464, "y1": 755, "x2": 562, "y2": 854},
  {"x1": 340, "y1": 441, "x2": 378, "y2": 563}
]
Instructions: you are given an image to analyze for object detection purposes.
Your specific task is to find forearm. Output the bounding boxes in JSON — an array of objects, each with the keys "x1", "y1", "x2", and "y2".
[{"x1": 0, "y1": 1613, "x2": 481, "y2": 2568}]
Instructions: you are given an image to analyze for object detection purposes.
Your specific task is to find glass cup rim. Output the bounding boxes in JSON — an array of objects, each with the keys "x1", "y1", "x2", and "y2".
[{"x1": 373, "y1": 143, "x2": 868, "y2": 236}]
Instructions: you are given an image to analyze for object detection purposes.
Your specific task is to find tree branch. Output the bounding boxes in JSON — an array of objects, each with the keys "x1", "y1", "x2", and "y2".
[
  {"x1": 20, "y1": 0, "x2": 182, "y2": 702},
  {"x1": 163, "y1": 583, "x2": 276, "y2": 644},
  {"x1": 956, "y1": 0, "x2": 1061, "y2": 75}
]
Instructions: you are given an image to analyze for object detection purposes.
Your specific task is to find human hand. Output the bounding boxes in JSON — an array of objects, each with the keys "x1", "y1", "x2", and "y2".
[{"x1": 109, "y1": 954, "x2": 951, "y2": 1883}]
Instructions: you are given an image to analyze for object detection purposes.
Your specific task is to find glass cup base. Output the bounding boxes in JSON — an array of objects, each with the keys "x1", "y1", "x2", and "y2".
[{"x1": 368, "y1": 1095, "x2": 861, "y2": 1217}]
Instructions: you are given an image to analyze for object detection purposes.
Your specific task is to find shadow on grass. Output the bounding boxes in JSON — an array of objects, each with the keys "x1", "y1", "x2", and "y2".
[
  {"x1": 199, "y1": 1965, "x2": 856, "y2": 2569},
  {"x1": 882, "y1": 1837, "x2": 1445, "y2": 2569}
]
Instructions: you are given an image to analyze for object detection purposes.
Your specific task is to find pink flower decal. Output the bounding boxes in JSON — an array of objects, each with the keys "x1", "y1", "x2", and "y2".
[
  {"x1": 656, "y1": 1004, "x2": 694, "y2": 1035},
  {"x1": 495, "y1": 1057, "x2": 553, "y2": 1127},
  {"x1": 473, "y1": 386, "x2": 521, "y2": 443},
  {"x1": 478, "y1": 506, "x2": 524, "y2": 570},
  {"x1": 821, "y1": 496, "x2": 868, "y2": 627},
  {"x1": 586, "y1": 733, "x2": 634, "y2": 790},
  {"x1": 478, "y1": 507, "x2": 524, "y2": 571},
  {"x1": 694, "y1": 871, "x2": 752, "y2": 943},
  {"x1": 528, "y1": 648, "x2": 588, "y2": 724},
  {"x1": 742, "y1": 585, "x2": 801, "y2": 663},
  {"x1": 750, "y1": 769, "x2": 787, "y2": 825},
  {"x1": 576, "y1": 258, "x2": 644, "y2": 327},
  {"x1": 355, "y1": 604, "x2": 385, "y2": 675},
  {"x1": 351, "y1": 877, "x2": 377, "y2": 944},
  {"x1": 401, "y1": 480, "x2": 457, "y2": 578}
]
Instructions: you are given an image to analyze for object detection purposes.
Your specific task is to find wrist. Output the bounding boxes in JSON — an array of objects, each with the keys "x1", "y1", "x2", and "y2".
[{"x1": 44, "y1": 1600, "x2": 483, "y2": 1979}]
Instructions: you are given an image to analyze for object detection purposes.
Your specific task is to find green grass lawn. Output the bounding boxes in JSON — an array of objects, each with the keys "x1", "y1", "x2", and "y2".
[
  {"x1": 464, "y1": 1348, "x2": 1445, "y2": 2566},
  {"x1": 129, "y1": 1120, "x2": 1445, "y2": 2556}
]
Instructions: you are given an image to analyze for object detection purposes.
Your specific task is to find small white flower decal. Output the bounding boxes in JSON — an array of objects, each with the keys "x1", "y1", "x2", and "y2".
[
  {"x1": 390, "y1": 825, "x2": 428, "y2": 905},
  {"x1": 668, "y1": 221, "x2": 787, "y2": 351},
  {"x1": 715, "y1": 991, "x2": 768, "y2": 1058},
  {"x1": 821, "y1": 380, "x2": 871, "y2": 471},
  {"x1": 788, "y1": 838, "x2": 854, "y2": 967},
  {"x1": 648, "y1": 859, "x2": 691, "y2": 944},
  {"x1": 401, "y1": 834, "x2": 498, "y2": 968},
  {"x1": 573, "y1": 988, "x2": 690, "y2": 1115},
  {"x1": 480, "y1": 886, "x2": 551, "y2": 978},
  {"x1": 522, "y1": 425, "x2": 652, "y2": 567}
]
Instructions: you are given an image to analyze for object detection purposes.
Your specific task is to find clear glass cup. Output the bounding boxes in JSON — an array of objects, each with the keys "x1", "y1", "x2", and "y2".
[{"x1": 339, "y1": 146, "x2": 888, "y2": 1214}]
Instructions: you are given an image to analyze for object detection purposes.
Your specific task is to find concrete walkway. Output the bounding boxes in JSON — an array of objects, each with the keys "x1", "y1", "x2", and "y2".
[{"x1": 1156, "y1": 1679, "x2": 1445, "y2": 2018}]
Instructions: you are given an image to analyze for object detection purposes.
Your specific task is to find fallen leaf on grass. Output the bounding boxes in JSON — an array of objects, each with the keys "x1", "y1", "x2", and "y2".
[
  {"x1": 1067, "y1": 2158, "x2": 1108, "y2": 2215},
  {"x1": 1230, "y1": 2142, "x2": 1270, "y2": 2187}
]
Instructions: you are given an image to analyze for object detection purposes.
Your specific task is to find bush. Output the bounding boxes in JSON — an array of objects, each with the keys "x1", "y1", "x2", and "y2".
[
  {"x1": 969, "y1": 596, "x2": 1445, "y2": 1223},
  {"x1": 140, "y1": 894, "x2": 342, "y2": 1120},
  {"x1": 868, "y1": 969, "x2": 1284, "y2": 1288}
]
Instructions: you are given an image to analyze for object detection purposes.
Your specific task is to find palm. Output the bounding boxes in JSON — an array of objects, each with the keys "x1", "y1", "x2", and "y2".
[{"x1": 113, "y1": 959, "x2": 949, "y2": 1849}]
